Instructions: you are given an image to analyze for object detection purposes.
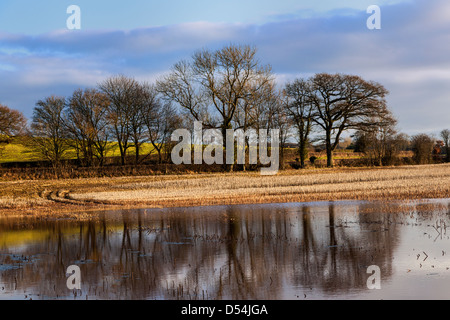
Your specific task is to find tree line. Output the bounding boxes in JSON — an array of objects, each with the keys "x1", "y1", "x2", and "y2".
[{"x1": 1, "y1": 44, "x2": 449, "y2": 169}]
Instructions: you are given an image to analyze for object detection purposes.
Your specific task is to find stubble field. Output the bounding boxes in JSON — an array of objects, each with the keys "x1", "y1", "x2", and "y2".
[{"x1": 1, "y1": 163, "x2": 449, "y2": 219}]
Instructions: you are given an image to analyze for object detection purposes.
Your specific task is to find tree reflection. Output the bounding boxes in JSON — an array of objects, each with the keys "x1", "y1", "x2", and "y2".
[{"x1": 1, "y1": 200, "x2": 449, "y2": 300}]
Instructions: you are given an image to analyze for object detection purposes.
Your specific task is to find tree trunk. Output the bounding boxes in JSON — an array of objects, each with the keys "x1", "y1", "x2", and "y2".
[
  {"x1": 326, "y1": 131, "x2": 333, "y2": 168},
  {"x1": 222, "y1": 126, "x2": 234, "y2": 172},
  {"x1": 135, "y1": 143, "x2": 140, "y2": 165},
  {"x1": 117, "y1": 141, "x2": 126, "y2": 166},
  {"x1": 299, "y1": 140, "x2": 308, "y2": 169},
  {"x1": 279, "y1": 146, "x2": 285, "y2": 170},
  {"x1": 326, "y1": 147, "x2": 333, "y2": 167},
  {"x1": 158, "y1": 150, "x2": 162, "y2": 164},
  {"x1": 324, "y1": 128, "x2": 333, "y2": 168}
]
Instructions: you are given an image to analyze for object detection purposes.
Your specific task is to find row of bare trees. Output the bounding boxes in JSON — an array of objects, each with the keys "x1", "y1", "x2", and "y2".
[
  {"x1": 30, "y1": 78, "x2": 182, "y2": 167},
  {"x1": 354, "y1": 129, "x2": 450, "y2": 166},
  {"x1": 157, "y1": 45, "x2": 394, "y2": 168},
  {"x1": 1, "y1": 44, "x2": 449, "y2": 169},
  {"x1": 27, "y1": 45, "x2": 289, "y2": 168},
  {"x1": 283, "y1": 74, "x2": 393, "y2": 167}
]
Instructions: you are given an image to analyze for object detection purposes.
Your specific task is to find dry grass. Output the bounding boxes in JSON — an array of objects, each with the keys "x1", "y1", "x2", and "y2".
[
  {"x1": 69, "y1": 163, "x2": 450, "y2": 206},
  {"x1": 1, "y1": 163, "x2": 449, "y2": 219}
]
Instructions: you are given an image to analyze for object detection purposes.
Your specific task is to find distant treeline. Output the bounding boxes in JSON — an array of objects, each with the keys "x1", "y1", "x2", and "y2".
[{"x1": 1, "y1": 44, "x2": 449, "y2": 171}]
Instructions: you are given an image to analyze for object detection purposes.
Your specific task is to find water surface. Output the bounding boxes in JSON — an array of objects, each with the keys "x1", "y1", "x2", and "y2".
[{"x1": 1, "y1": 199, "x2": 450, "y2": 300}]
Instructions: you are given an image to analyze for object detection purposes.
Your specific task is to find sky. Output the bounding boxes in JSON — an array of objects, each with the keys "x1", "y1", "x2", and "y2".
[{"x1": 0, "y1": 0, "x2": 449, "y2": 136}]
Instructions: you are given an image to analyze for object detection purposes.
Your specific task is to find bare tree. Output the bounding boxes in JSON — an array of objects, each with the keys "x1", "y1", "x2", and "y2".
[
  {"x1": 411, "y1": 133, "x2": 435, "y2": 164},
  {"x1": 157, "y1": 44, "x2": 274, "y2": 169},
  {"x1": 440, "y1": 129, "x2": 450, "y2": 162},
  {"x1": 284, "y1": 79, "x2": 314, "y2": 168},
  {"x1": 128, "y1": 82, "x2": 155, "y2": 164},
  {"x1": 268, "y1": 92, "x2": 292, "y2": 170},
  {"x1": 0, "y1": 104, "x2": 28, "y2": 157},
  {"x1": 136, "y1": 84, "x2": 182, "y2": 164},
  {"x1": 31, "y1": 96, "x2": 69, "y2": 167},
  {"x1": 309, "y1": 73, "x2": 391, "y2": 167},
  {"x1": 0, "y1": 104, "x2": 27, "y2": 138},
  {"x1": 65, "y1": 88, "x2": 111, "y2": 167},
  {"x1": 234, "y1": 81, "x2": 280, "y2": 170},
  {"x1": 99, "y1": 75, "x2": 144, "y2": 165},
  {"x1": 145, "y1": 102, "x2": 183, "y2": 164},
  {"x1": 353, "y1": 111, "x2": 398, "y2": 166}
]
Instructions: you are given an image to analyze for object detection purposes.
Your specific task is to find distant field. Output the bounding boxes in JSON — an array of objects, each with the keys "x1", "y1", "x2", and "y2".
[
  {"x1": 0, "y1": 137, "x2": 43, "y2": 163},
  {"x1": 0, "y1": 136, "x2": 364, "y2": 165}
]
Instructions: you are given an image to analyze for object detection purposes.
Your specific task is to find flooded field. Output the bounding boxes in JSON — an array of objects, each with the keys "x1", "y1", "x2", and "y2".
[{"x1": 1, "y1": 199, "x2": 450, "y2": 300}]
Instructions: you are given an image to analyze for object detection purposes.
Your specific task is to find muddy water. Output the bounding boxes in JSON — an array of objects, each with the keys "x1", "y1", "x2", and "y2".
[{"x1": 1, "y1": 199, "x2": 450, "y2": 300}]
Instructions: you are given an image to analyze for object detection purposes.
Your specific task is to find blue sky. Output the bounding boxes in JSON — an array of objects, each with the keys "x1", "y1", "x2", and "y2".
[
  {"x1": 0, "y1": 0, "x2": 410, "y2": 33},
  {"x1": 0, "y1": 0, "x2": 449, "y2": 135}
]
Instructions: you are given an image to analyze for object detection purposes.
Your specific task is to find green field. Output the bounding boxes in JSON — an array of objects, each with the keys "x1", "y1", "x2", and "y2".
[
  {"x1": 0, "y1": 136, "x2": 367, "y2": 166},
  {"x1": 0, "y1": 137, "x2": 43, "y2": 163},
  {"x1": 0, "y1": 137, "x2": 158, "y2": 164}
]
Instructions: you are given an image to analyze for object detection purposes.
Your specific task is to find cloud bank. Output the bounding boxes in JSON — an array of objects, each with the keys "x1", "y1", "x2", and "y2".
[{"x1": 0, "y1": 0, "x2": 449, "y2": 135}]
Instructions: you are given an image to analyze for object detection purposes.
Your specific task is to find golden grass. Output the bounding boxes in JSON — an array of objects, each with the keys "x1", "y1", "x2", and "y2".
[
  {"x1": 1, "y1": 163, "x2": 449, "y2": 219},
  {"x1": 68, "y1": 163, "x2": 450, "y2": 206}
]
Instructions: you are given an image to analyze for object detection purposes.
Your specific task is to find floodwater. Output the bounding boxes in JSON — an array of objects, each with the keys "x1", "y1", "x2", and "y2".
[{"x1": 1, "y1": 199, "x2": 450, "y2": 300}]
